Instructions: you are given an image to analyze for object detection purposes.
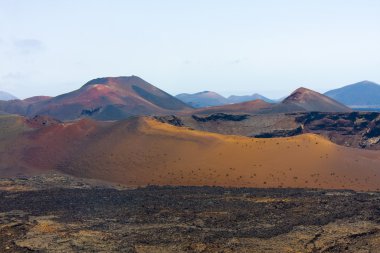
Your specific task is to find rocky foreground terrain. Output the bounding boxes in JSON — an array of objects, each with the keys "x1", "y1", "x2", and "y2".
[{"x1": 1, "y1": 174, "x2": 380, "y2": 252}]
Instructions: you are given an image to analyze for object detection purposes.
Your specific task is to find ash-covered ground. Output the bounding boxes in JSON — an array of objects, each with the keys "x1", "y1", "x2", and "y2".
[{"x1": 1, "y1": 174, "x2": 380, "y2": 253}]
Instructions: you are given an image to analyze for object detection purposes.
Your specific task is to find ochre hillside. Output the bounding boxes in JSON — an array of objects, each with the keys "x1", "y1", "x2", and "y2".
[
  {"x1": 61, "y1": 117, "x2": 380, "y2": 191},
  {"x1": 1, "y1": 114, "x2": 379, "y2": 191}
]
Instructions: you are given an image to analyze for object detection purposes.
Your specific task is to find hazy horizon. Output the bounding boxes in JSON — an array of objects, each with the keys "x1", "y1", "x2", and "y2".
[{"x1": 1, "y1": 0, "x2": 380, "y2": 99}]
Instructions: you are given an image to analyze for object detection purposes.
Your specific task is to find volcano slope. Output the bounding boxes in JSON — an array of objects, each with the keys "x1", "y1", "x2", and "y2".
[
  {"x1": 0, "y1": 76, "x2": 192, "y2": 121},
  {"x1": 0, "y1": 114, "x2": 104, "y2": 177},
  {"x1": 1, "y1": 114, "x2": 380, "y2": 191}
]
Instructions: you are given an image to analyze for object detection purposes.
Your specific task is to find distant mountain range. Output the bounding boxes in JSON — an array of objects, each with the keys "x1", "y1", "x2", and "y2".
[
  {"x1": 0, "y1": 76, "x2": 359, "y2": 120},
  {"x1": 324, "y1": 81, "x2": 380, "y2": 108},
  {"x1": 176, "y1": 91, "x2": 274, "y2": 108},
  {"x1": 227, "y1": 94, "x2": 274, "y2": 104},
  {"x1": 179, "y1": 80, "x2": 380, "y2": 110},
  {"x1": 176, "y1": 91, "x2": 229, "y2": 107},
  {"x1": 0, "y1": 91, "x2": 18, "y2": 101},
  {"x1": 193, "y1": 87, "x2": 351, "y2": 115}
]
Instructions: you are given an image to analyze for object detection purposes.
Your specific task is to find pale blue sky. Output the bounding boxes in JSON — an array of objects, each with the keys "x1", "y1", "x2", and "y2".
[{"x1": 1, "y1": 0, "x2": 379, "y2": 99}]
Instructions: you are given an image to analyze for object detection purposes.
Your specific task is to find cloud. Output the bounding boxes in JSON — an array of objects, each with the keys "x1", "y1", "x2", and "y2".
[{"x1": 12, "y1": 39, "x2": 45, "y2": 54}]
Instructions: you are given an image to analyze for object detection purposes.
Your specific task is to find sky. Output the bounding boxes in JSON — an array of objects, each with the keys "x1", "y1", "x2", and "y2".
[{"x1": 1, "y1": 0, "x2": 380, "y2": 99}]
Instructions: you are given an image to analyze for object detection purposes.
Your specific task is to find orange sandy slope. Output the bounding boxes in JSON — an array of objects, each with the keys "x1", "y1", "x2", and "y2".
[
  {"x1": 60, "y1": 117, "x2": 380, "y2": 191},
  {"x1": 1, "y1": 115, "x2": 380, "y2": 191}
]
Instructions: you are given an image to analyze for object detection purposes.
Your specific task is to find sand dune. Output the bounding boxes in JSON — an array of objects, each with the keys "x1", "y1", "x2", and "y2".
[
  {"x1": 1, "y1": 115, "x2": 380, "y2": 191},
  {"x1": 61, "y1": 117, "x2": 380, "y2": 191}
]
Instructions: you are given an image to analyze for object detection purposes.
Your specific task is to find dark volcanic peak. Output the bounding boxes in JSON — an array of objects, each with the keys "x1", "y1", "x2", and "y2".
[
  {"x1": 283, "y1": 87, "x2": 313, "y2": 103},
  {"x1": 282, "y1": 87, "x2": 351, "y2": 112},
  {"x1": 324, "y1": 80, "x2": 380, "y2": 108},
  {"x1": 0, "y1": 76, "x2": 192, "y2": 120},
  {"x1": 82, "y1": 75, "x2": 144, "y2": 87},
  {"x1": 81, "y1": 75, "x2": 191, "y2": 111}
]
